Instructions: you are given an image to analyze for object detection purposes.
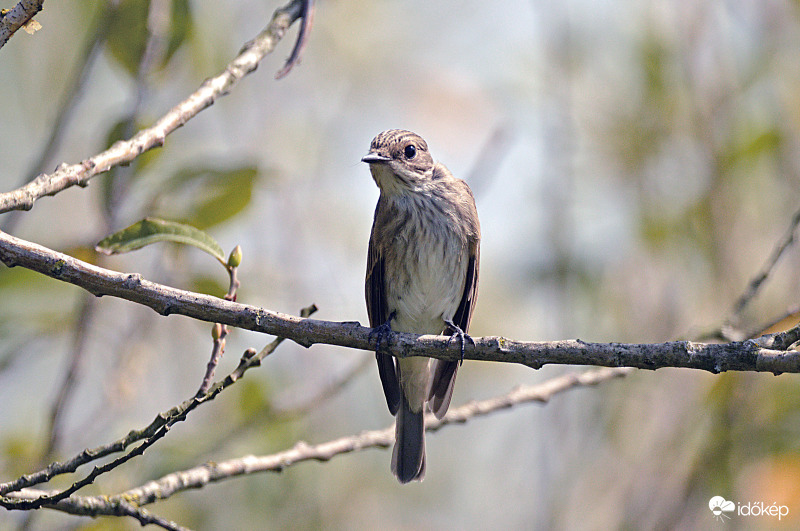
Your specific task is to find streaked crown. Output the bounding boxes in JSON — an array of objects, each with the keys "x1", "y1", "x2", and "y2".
[{"x1": 362, "y1": 130, "x2": 435, "y2": 193}]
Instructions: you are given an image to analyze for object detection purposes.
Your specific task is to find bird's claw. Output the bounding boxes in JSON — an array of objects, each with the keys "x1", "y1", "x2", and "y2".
[
  {"x1": 444, "y1": 319, "x2": 474, "y2": 364},
  {"x1": 370, "y1": 311, "x2": 396, "y2": 352}
]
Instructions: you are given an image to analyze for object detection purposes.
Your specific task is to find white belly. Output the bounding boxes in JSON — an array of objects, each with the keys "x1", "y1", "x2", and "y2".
[
  {"x1": 386, "y1": 235, "x2": 468, "y2": 411},
  {"x1": 388, "y1": 235, "x2": 467, "y2": 336}
]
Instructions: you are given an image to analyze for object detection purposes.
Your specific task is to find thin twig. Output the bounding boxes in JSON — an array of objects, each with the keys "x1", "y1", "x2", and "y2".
[
  {"x1": 5, "y1": 489, "x2": 190, "y2": 531},
  {"x1": 729, "y1": 205, "x2": 800, "y2": 322},
  {"x1": 42, "y1": 295, "x2": 96, "y2": 460},
  {"x1": 197, "y1": 251, "x2": 241, "y2": 396},
  {"x1": 4, "y1": 367, "x2": 631, "y2": 512},
  {"x1": 2, "y1": 4, "x2": 110, "y2": 233},
  {"x1": 198, "y1": 353, "x2": 372, "y2": 458},
  {"x1": 0, "y1": 0, "x2": 305, "y2": 215},
  {"x1": 0, "y1": 305, "x2": 317, "y2": 507},
  {"x1": 275, "y1": 0, "x2": 314, "y2": 79},
  {"x1": 38, "y1": 0, "x2": 172, "y2": 465}
]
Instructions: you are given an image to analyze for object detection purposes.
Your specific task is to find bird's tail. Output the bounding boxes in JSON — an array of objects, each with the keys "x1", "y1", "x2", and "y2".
[{"x1": 391, "y1": 393, "x2": 425, "y2": 483}]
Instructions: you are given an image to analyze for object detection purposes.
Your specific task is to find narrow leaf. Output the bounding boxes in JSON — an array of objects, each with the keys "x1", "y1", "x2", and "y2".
[
  {"x1": 157, "y1": 165, "x2": 259, "y2": 230},
  {"x1": 106, "y1": 0, "x2": 193, "y2": 78},
  {"x1": 96, "y1": 218, "x2": 225, "y2": 263}
]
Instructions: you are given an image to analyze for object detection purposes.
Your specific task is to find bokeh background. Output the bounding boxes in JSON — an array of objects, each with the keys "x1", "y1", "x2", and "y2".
[{"x1": 3, "y1": 0, "x2": 800, "y2": 529}]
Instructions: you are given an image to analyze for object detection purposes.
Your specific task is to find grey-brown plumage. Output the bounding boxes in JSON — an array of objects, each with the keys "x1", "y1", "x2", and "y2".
[{"x1": 363, "y1": 129, "x2": 480, "y2": 483}]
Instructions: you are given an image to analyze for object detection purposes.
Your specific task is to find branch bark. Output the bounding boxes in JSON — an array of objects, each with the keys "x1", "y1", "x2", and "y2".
[
  {"x1": 0, "y1": 309, "x2": 313, "y2": 506},
  {"x1": 0, "y1": 0, "x2": 304, "y2": 215},
  {"x1": 3, "y1": 367, "x2": 631, "y2": 516},
  {"x1": 1, "y1": 229, "x2": 799, "y2": 374},
  {"x1": 0, "y1": 0, "x2": 44, "y2": 50}
]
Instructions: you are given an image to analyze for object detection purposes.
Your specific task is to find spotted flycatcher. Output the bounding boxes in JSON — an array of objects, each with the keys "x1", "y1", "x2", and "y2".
[{"x1": 363, "y1": 129, "x2": 480, "y2": 483}]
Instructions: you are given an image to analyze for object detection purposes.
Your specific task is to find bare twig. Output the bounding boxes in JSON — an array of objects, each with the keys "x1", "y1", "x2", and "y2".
[
  {"x1": 199, "y1": 353, "x2": 373, "y2": 458},
  {"x1": 197, "y1": 248, "x2": 242, "y2": 396},
  {"x1": 275, "y1": 0, "x2": 314, "y2": 79},
  {"x1": 0, "y1": 0, "x2": 44, "y2": 50},
  {"x1": 4, "y1": 367, "x2": 631, "y2": 513},
  {"x1": 103, "y1": 0, "x2": 172, "y2": 222},
  {"x1": 37, "y1": 0, "x2": 173, "y2": 466},
  {"x1": 465, "y1": 124, "x2": 515, "y2": 195},
  {"x1": 0, "y1": 229, "x2": 799, "y2": 375},
  {"x1": 0, "y1": 305, "x2": 316, "y2": 507},
  {"x1": 696, "y1": 204, "x2": 800, "y2": 343},
  {"x1": 2, "y1": 4, "x2": 110, "y2": 234},
  {"x1": 5, "y1": 489, "x2": 189, "y2": 531},
  {"x1": 0, "y1": 0, "x2": 305, "y2": 215},
  {"x1": 729, "y1": 205, "x2": 800, "y2": 324},
  {"x1": 274, "y1": 354, "x2": 372, "y2": 419},
  {"x1": 43, "y1": 295, "x2": 96, "y2": 460}
]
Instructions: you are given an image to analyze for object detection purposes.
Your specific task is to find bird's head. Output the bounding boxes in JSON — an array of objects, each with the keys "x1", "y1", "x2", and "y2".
[{"x1": 362, "y1": 129, "x2": 434, "y2": 195}]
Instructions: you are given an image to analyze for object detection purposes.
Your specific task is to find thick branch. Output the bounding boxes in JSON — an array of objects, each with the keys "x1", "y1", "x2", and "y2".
[
  {"x1": 1, "y1": 230, "x2": 799, "y2": 374},
  {"x1": 0, "y1": 0, "x2": 304, "y2": 214}
]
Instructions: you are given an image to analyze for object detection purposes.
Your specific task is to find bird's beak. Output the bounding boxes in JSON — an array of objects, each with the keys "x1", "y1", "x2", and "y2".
[{"x1": 361, "y1": 153, "x2": 391, "y2": 164}]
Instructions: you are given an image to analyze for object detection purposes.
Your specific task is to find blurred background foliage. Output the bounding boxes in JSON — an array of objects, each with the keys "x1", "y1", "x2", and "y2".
[{"x1": 2, "y1": 0, "x2": 800, "y2": 529}]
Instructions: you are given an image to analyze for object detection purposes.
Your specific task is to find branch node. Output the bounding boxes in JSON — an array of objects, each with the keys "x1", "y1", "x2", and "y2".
[
  {"x1": 294, "y1": 335, "x2": 314, "y2": 349},
  {"x1": 123, "y1": 273, "x2": 143, "y2": 289},
  {"x1": 50, "y1": 259, "x2": 67, "y2": 277}
]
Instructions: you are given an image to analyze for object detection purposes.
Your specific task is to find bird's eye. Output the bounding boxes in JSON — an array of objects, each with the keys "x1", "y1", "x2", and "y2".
[{"x1": 404, "y1": 145, "x2": 416, "y2": 159}]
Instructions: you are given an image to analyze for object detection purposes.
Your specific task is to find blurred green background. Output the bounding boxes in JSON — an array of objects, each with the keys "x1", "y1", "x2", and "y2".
[{"x1": 2, "y1": 1, "x2": 800, "y2": 529}]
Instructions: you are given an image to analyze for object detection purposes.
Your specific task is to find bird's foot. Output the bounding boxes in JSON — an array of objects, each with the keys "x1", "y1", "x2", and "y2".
[
  {"x1": 444, "y1": 319, "x2": 474, "y2": 364},
  {"x1": 369, "y1": 311, "x2": 396, "y2": 352}
]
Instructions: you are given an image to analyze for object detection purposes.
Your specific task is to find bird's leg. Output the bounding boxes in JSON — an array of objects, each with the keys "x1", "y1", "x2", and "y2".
[
  {"x1": 369, "y1": 311, "x2": 397, "y2": 352},
  {"x1": 444, "y1": 318, "x2": 474, "y2": 364}
]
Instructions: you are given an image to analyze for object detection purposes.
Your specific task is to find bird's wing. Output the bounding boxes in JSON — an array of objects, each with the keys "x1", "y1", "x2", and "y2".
[{"x1": 366, "y1": 215, "x2": 401, "y2": 415}]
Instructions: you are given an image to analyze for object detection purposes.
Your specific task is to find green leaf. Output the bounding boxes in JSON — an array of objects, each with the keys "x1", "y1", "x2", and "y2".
[
  {"x1": 238, "y1": 379, "x2": 272, "y2": 419},
  {"x1": 106, "y1": 0, "x2": 193, "y2": 78},
  {"x1": 166, "y1": 0, "x2": 192, "y2": 65},
  {"x1": 188, "y1": 167, "x2": 257, "y2": 229},
  {"x1": 720, "y1": 128, "x2": 782, "y2": 172},
  {"x1": 96, "y1": 218, "x2": 225, "y2": 263},
  {"x1": 158, "y1": 166, "x2": 260, "y2": 230},
  {"x1": 106, "y1": 0, "x2": 148, "y2": 77},
  {"x1": 189, "y1": 274, "x2": 228, "y2": 298}
]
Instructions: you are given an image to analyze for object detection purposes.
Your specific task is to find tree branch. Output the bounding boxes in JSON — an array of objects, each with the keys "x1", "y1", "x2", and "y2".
[
  {"x1": 4, "y1": 488, "x2": 189, "y2": 530},
  {"x1": 1, "y1": 229, "x2": 799, "y2": 374},
  {"x1": 274, "y1": 0, "x2": 314, "y2": 79},
  {"x1": 0, "y1": 306, "x2": 313, "y2": 505},
  {"x1": 3, "y1": 367, "x2": 632, "y2": 514},
  {"x1": 0, "y1": 0, "x2": 44, "y2": 51},
  {"x1": 729, "y1": 204, "x2": 800, "y2": 325},
  {"x1": 3, "y1": 5, "x2": 113, "y2": 235},
  {"x1": 0, "y1": 0, "x2": 305, "y2": 215}
]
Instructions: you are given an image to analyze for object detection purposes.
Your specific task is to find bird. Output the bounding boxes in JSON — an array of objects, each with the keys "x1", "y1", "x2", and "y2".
[{"x1": 363, "y1": 129, "x2": 480, "y2": 483}]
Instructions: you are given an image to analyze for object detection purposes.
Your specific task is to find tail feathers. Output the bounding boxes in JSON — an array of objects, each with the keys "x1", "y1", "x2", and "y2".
[
  {"x1": 391, "y1": 395, "x2": 425, "y2": 483},
  {"x1": 428, "y1": 360, "x2": 458, "y2": 419}
]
